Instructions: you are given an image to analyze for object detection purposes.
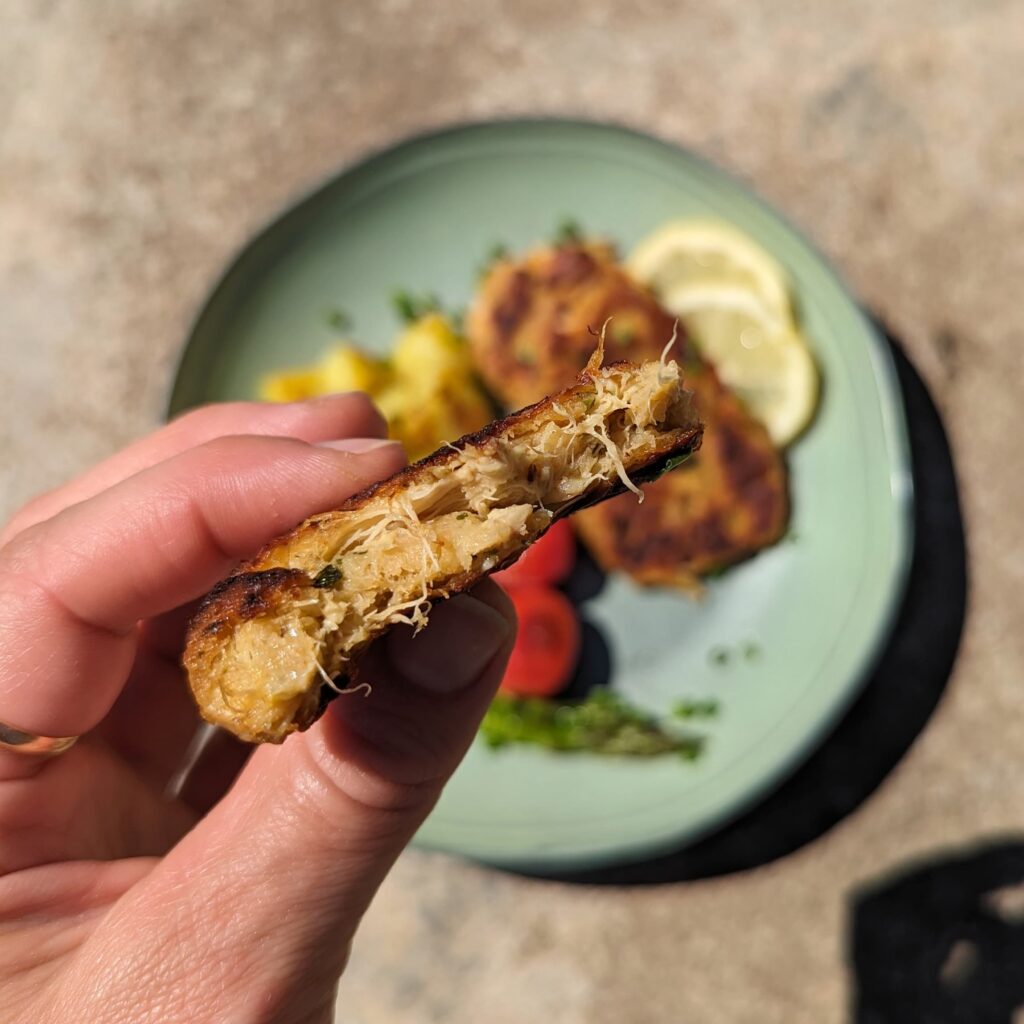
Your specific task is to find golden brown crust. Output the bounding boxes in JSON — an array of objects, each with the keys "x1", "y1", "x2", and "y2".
[
  {"x1": 186, "y1": 568, "x2": 312, "y2": 658},
  {"x1": 575, "y1": 370, "x2": 787, "y2": 585},
  {"x1": 246, "y1": 359, "x2": 689, "y2": 569},
  {"x1": 184, "y1": 360, "x2": 702, "y2": 743},
  {"x1": 183, "y1": 569, "x2": 324, "y2": 739},
  {"x1": 191, "y1": 394, "x2": 701, "y2": 643},
  {"x1": 469, "y1": 242, "x2": 788, "y2": 584},
  {"x1": 468, "y1": 242, "x2": 686, "y2": 409}
]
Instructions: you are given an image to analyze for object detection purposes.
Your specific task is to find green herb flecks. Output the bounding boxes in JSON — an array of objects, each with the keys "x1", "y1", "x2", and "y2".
[
  {"x1": 680, "y1": 346, "x2": 703, "y2": 373},
  {"x1": 553, "y1": 217, "x2": 584, "y2": 246},
  {"x1": 703, "y1": 564, "x2": 731, "y2": 580},
  {"x1": 709, "y1": 646, "x2": 730, "y2": 667},
  {"x1": 478, "y1": 242, "x2": 510, "y2": 280},
  {"x1": 672, "y1": 698, "x2": 720, "y2": 720},
  {"x1": 456, "y1": 512, "x2": 471, "y2": 521},
  {"x1": 393, "y1": 290, "x2": 442, "y2": 324},
  {"x1": 324, "y1": 307, "x2": 353, "y2": 333},
  {"x1": 664, "y1": 451, "x2": 694, "y2": 473},
  {"x1": 480, "y1": 688, "x2": 704, "y2": 760},
  {"x1": 742, "y1": 640, "x2": 762, "y2": 661},
  {"x1": 312, "y1": 565, "x2": 342, "y2": 589},
  {"x1": 610, "y1": 322, "x2": 637, "y2": 346},
  {"x1": 650, "y1": 448, "x2": 695, "y2": 482}
]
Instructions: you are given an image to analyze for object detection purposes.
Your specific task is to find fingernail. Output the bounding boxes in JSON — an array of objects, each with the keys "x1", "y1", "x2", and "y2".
[
  {"x1": 317, "y1": 438, "x2": 403, "y2": 454},
  {"x1": 386, "y1": 594, "x2": 513, "y2": 693}
]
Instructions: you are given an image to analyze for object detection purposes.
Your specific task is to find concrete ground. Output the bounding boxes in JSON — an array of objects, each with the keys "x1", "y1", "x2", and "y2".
[{"x1": 3, "y1": 3, "x2": 1022, "y2": 1021}]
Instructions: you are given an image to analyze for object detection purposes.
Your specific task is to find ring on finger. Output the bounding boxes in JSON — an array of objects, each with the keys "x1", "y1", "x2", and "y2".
[{"x1": 0, "y1": 720, "x2": 79, "y2": 756}]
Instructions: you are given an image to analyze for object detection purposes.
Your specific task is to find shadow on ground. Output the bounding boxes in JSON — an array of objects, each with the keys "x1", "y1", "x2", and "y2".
[
  {"x1": 850, "y1": 838, "x2": 1024, "y2": 1023},
  {"x1": 519, "y1": 326, "x2": 968, "y2": 885}
]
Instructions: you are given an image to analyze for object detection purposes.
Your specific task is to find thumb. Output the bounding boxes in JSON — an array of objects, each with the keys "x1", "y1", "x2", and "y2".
[{"x1": 85, "y1": 582, "x2": 515, "y2": 1022}]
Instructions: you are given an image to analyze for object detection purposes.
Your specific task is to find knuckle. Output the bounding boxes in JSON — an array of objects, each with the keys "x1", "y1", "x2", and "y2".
[
  {"x1": 0, "y1": 494, "x2": 53, "y2": 549},
  {"x1": 192, "y1": 433, "x2": 297, "y2": 465},
  {"x1": 343, "y1": 390, "x2": 379, "y2": 414},
  {"x1": 169, "y1": 401, "x2": 251, "y2": 431},
  {"x1": 335, "y1": 391, "x2": 387, "y2": 430},
  {"x1": 0, "y1": 519, "x2": 43, "y2": 569}
]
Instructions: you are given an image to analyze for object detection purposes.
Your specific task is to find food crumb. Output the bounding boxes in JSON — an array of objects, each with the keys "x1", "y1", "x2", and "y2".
[{"x1": 709, "y1": 646, "x2": 730, "y2": 667}]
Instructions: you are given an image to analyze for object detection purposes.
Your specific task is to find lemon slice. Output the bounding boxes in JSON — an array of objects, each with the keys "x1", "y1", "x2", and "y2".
[
  {"x1": 663, "y1": 282, "x2": 789, "y2": 359},
  {"x1": 718, "y1": 329, "x2": 818, "y2": 446},
  {"x1": 627, "y1": 219, "x2": 792, "y2": 323},
  {"x1": 664, "y1": 281, "x2": 819, "y2": 446}
]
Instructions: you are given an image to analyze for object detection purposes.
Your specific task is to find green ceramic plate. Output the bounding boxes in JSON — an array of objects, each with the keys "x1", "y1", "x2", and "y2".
[{"x1": 170, "y1": 120, "x2": 913, "y2": 873}]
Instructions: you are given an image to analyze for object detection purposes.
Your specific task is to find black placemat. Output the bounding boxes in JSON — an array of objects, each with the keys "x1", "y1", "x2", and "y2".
[{"x1": 514, "y1": 324, "x2": 968, "y2": 886}]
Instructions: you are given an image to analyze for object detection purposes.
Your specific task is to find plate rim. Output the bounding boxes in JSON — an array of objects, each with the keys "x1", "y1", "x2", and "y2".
[{"x1": 168, "y1": 116, "x2": 915, "y2": 872}]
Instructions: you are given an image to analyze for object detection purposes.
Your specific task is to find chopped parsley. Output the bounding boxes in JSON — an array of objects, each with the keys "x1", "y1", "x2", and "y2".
[
  {"x1": 324, "y1": 307, "x2": 353, "y2": 332},
  {"x1": 610, "y1": 322, "x2": 636, "y2": 346},
  {"x1": 312, "y1": 565, "x2": 342, "y2": 589},
  {"x1": 672, "y1": 698, "x2": 720, "y2": 719},
  {"x1": 742, "y1": 640, "x2": 762, "y2": 661},
  {"x1": 649, "y1": 449, "x2": 696, "y2": 482},
  {"x1": 680, "y1": 347, "x2": 703, "y2": 372},
  {"x1": 663, "y1": 451, "x2": 694, "y2": 473},
  {"x1": 709, "y1": 646, "x2": 731, "y2": 667},
  {"x1": 478, "y1": 242, "x2": 510, "y2": 279},
  {"x1": 553, "y1": 217, "x2": 584, "y2": 246},
  {"x1": 480, "y1": 688, "x2": 704, "y2": 759},
  {"x1": 705, "y1": 641, "x2": 760, "y2": 665},
  {"x1": 392, "y1": 290, "x2": 442, "y2": 324}
]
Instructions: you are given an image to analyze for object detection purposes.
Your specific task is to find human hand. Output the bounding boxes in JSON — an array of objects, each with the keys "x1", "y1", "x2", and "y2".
[{"x1": 0, "y1": 395, "x2": 515, "y2": 1024}]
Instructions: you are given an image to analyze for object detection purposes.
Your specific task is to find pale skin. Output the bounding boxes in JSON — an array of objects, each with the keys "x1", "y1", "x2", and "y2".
[{"x1": 0, "y1": 394, "x2": 517, "y2": 1024}]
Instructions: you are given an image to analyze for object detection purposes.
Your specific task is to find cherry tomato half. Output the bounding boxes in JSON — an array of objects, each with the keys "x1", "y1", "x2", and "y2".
[
  {"x1": 499, "y1": 585, "x2": 581, "y2": 698},
  {"x1": 493, "y1": 519, "x2": 576, "y2": 588}
]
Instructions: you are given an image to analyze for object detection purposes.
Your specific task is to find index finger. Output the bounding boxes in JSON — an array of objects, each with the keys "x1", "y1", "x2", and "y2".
[
  {"x1": 0, "y1": 435, "x2": 405, "y2": 738},
  {"x1": 0, "y1": 393, "x2": 386, "y2": 547}
]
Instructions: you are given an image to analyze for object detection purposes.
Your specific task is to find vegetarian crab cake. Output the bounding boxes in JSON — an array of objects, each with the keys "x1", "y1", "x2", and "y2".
[
  {"x1": 468, "y1": 241, "x2": 789, "y2": 587},
  {"x1": 185, "y1": 355, "x2": 702, "y2": 743}
]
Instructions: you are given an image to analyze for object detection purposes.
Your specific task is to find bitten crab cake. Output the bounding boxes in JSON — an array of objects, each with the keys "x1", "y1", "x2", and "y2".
[{"x1": 185, "y1": 352, "x2": 702, "y2": 743}]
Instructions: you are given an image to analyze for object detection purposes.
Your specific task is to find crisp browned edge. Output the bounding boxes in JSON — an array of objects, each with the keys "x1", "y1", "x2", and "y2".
[
  {"x1": 277, "y1": 359, "x2": 654, "y2": 548},
  {"x1": 184, "y1": 362, "x2": 703, "y2": 738}
]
